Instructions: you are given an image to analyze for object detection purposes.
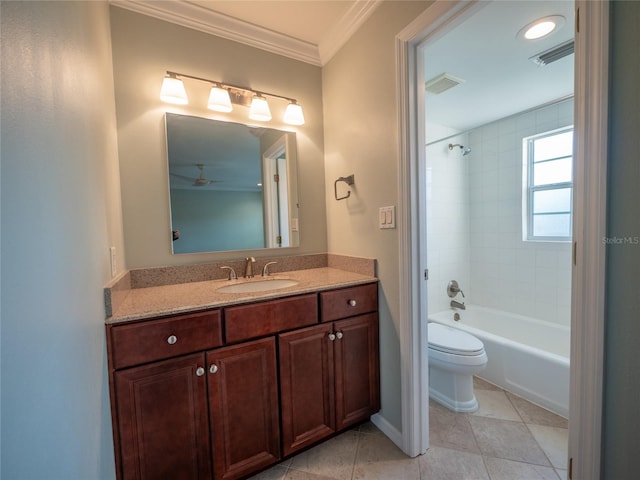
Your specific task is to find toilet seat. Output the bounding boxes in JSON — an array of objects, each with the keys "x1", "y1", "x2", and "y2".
[{"x1": 428, "y1": 323, "x2": 485, "y2": 356}]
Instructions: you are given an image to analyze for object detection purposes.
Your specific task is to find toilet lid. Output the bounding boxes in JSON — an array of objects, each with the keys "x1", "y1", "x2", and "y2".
[{"x1": 428, "y1": 323, "x2": 485, "y2": 356}]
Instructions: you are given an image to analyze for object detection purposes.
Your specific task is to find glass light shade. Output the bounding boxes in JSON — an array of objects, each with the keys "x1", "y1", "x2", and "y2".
[
  {"x1": 249, "y1": 95, "x2": 272, "y2": 121},
  {"x1": 525, "y1": 20, "x2": 556, "y2": 39},
  {"x1": 284, "y1": 102, "x2": 305, "y2": 125},
  {"x1": 208, "y1": 86, "x2": 232, "y2": 112},
  {"x1": 160, "y1": 76, "x2": 188, "y2": 105}
]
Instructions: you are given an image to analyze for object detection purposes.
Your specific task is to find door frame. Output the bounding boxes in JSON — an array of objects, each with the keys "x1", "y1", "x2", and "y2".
[{"x1": 395, "y1": 2, "x2": 609, "y2": 478}]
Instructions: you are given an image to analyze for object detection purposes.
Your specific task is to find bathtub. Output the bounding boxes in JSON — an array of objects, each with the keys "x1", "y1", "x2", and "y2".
[{"x1": 429, "y1": 306, "x2": 570, "y2": 418}]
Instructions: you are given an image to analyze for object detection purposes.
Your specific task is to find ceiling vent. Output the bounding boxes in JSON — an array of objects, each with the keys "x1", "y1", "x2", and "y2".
[
  {"x1": 425, "y1": 73, "x2": 465, "y2": 94},
  {"x1": 530, "y1": 40, "x2": 574, "y2": 66}
]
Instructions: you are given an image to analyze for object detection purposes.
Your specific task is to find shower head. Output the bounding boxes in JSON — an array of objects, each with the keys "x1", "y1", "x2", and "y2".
[{"x1": 448, "y1": 143, "x2": 471, "y2": 156}]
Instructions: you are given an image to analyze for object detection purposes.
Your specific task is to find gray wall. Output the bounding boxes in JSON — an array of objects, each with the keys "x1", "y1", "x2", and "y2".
[
  {"x1": 0, "y1": 1, "x2": 121, "y2": 477},
  {"x1": 322, "y1": 0, "x2": 432, "y2": 432},
  {"x1": 602, "y1": 1, "x2": 640, "y2": 477}
]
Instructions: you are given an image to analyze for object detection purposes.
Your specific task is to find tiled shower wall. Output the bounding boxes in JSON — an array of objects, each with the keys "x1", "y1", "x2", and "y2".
[{"x1": 428, "y1": 98, "x2": 573, "y2": 326}]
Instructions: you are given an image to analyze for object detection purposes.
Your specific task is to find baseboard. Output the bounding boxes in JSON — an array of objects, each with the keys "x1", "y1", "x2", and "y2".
[{"x1": 370, "y1": 413, "x2": 403, "y2": 449}]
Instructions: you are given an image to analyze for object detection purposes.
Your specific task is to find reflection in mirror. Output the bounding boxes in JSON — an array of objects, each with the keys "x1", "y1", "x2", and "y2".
[{"x1": 165, "y1": 113, "x2": 300, "y2": 254}]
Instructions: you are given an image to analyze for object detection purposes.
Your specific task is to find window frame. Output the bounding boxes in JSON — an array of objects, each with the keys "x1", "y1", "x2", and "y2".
[{"x1": 525, "y1": 126, "x2": 574, "y2": 242}]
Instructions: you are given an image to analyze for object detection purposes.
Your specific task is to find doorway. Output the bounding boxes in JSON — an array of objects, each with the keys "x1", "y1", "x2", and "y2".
[{"x1": 396, "y1": 1, "x2": 609, "y2": 478}]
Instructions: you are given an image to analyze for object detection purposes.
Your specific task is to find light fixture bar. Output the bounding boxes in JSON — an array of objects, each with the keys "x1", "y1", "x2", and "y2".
[{"x1": 162, "y1": 70, "x2": 304, "y2": 125}]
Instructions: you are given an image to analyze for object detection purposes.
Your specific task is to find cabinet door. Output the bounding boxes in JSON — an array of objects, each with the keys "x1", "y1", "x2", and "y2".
[
  {"x1": 279, "y1": 323, "x2": 335, "y2": 456},
  {"x1": 115, "y1": 353, "x2": 211, "y2": 480},
  {"x1": 207, "y1": 338, "x2": 280, "y2": 480},
  {"x1": 334, "y1": 314, "x2": 380, "y2": 430}
]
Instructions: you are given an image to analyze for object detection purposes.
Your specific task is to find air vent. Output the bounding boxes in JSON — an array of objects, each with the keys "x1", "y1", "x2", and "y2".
[
  {"x1": 425, "y1": 73, "x2": 465, "y2": 94},
  {"x1": 530, "y1": 40, "x2": 574, "y2": 66}
]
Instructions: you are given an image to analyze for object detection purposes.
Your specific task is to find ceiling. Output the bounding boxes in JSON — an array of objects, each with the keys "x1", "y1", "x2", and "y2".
[{"x1": 114, "y1": 0, "x2": 574, "y2": 137}]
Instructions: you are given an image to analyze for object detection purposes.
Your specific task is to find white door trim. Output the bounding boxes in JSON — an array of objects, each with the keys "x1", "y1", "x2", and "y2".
[
  {"x1": 568, "y1": 2, "x2": 609, "y2": 479},
  {"x1": 396, "y1": 2, "x2": 608, "y2": 477}
]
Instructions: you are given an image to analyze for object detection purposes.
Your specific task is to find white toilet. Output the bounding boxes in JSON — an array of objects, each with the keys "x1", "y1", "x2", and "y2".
[{"x1": 428, "y1": 322, "x2": 488, "y2": 413}]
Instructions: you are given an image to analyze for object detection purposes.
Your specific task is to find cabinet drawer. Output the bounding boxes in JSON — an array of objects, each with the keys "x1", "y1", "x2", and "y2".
[
  {"x1": 110, "y1": 310, "x2": 222, "y2": 369},
  {"x1": 225, "y1": 294, "x2": 318, "y2": 343},
  {"x1": 320, "y1": 283, "x2": 378, "y2": 322}
]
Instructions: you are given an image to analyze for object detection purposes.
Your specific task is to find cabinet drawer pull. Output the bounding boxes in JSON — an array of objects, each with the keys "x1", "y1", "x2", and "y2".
[
  {"x1": 336, "y1": 331, "x2": 343, "y2": 340},
  {"x1": 167, "y1": 335, "x2": 178, "y2": 345},
  {"x1": 209, "y1": 364, "x2": 218, "y2": 374},
  {"x1": 195, "y1": 367, "x2": 205, "y2": 377},
  {"x1": 328, "y1": 333, "x2": 336, "y2": 341},
  {"x1": 348, "y1": 299, "x2": 357, "y2": 307}
]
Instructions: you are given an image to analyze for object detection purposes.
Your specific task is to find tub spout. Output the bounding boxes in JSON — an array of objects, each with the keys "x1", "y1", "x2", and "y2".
[{"x1": 450, "y1": 299, "x2": 466, "y2": 310}]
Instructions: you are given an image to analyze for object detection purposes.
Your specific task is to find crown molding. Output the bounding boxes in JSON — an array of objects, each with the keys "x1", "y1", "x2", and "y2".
[
  {"x1": 111, "y1": 0, "x2": 321, "y2": 66},
  {"x1": 318, "y1": 0, "x2": 382, "y2": 65},
  {"x1": 110, "y1": 0, "x2": 382, "y2": 67}
]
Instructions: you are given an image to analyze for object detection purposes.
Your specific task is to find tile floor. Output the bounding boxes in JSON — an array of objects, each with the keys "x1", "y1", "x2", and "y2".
[{"x1": 249, "y1": 377, "x2": 568, "y2": 480}]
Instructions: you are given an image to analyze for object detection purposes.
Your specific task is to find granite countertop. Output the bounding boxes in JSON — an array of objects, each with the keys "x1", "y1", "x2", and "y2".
[{"x1": 106, "y1": 267, "x2": 378, "y2": 324}]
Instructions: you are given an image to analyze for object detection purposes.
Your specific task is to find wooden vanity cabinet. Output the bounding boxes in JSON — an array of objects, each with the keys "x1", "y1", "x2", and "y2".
[
  {"x1": 279, "y1": 283, "x2": 380, "y2": 456},
  {"x1": 108, "y1": 281, "x2": 379, "y2": 480}
]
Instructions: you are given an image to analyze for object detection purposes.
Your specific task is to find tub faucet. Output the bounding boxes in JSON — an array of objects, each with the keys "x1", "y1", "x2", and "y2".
[
  {"x1": 450, "y1": 299, "x2": 466, "y2": 310},
  {"x1": 244, "y1": 257, "x2": 256, "y2": 278}
]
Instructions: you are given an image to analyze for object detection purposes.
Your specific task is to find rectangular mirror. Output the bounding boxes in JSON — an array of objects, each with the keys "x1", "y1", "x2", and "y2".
[{"x1": 165, "y1": 113, "x2": 300, "y2": 254}]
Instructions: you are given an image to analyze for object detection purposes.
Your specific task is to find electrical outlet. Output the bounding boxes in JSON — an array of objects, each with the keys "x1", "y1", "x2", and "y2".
[{"x1": 110, "y1": 246, "x2": 117, "y2": 277}]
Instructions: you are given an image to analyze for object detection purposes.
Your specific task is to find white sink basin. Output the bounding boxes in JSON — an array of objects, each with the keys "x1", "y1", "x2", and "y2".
[{"x1": 216, "y1": 278, "x2": 299, "y2": 294}]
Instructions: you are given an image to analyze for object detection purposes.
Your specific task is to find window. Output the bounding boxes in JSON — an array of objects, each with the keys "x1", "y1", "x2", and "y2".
[{"x1": 524, "y1": 127, "x2": 573, "y2": 241}]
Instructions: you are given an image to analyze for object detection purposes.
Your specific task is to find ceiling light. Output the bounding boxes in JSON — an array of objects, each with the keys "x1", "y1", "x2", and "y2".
[
  {"x1": 518, "y1": 15, "x2": 565, "y2": 41},
  {"x1": 249, "y1": 94, "x2": 272, "y2": 122},
  {"x1": 208, "y1": 85, "x2": 232, "y2": 112},
  {"x1": 160, "y1": 74, "x2": 188, "y2": 105},
  {"x1": 284, "y1": 101, "x2": 305, "y2": 125}
]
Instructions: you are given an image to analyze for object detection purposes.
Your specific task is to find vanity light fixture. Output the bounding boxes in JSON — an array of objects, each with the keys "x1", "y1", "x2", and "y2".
[
  {"x1": 160, "y1": 73, "x2": 188, "y2": 105},
  {"x1": 284, "y1": 101, "x2": 305, "y2": 126},
  {"x1": 207, "y1": 84, "x2": 233, "y2": 112},
  {"x1": 249, "y1": 93, "x2": 272, "y2": 121},
  {"x1": 518, "y1": 15, "x2": 565, "y2": 41},
  {"x1": 160, "y1": 70, "x2": 304, "y2": 125}
]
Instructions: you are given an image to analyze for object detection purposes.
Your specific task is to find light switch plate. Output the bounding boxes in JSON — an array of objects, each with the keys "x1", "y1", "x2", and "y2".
[{"x1": 379, "y1": 206, "x2": 396, "y2": 229}]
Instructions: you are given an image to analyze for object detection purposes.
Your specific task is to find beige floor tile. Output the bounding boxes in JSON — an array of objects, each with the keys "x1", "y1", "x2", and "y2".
[
  {"x1": 468, "y1": 416, "x2": 551, "y2": 466},
  {"x1": 289, "y1": 430, "x2": 358, "y2": 480},
  {"x1": 248, "y1": 465, "x2": 289, "y2": 480},
  {"x1": 471, "y1": 389, "x2": 522, "y2": 422},
  {"x1": 352, "y1": 428, "x2": 420, "y2": 480},
  {"x1": 527, "y1": 424, "x2": 569, "y2": 469},
  {"x1": 429, "y1": 400, "x2": 481, "y2": 453},
  {"x1": 418, "y1": 445, "x2": 489, "y2": 480},
  {"x1": 358, "y1": 421, "x2": 380, "y2": 435},
  {"x1": 474, "y1": 376, "x2": 503, "y2": 391},
  {"x1": 484, "y1": 456, "x2": 560, "y2": 480},
  {"x1": 507, "y1": 392, "x2": 569, "y2": 428},
  {"x1": 284, "y1": 470, "x2": 340, "y2": 480}
]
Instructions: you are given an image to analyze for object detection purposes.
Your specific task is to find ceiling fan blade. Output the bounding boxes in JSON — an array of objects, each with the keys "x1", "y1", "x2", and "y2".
[{"x1": 170, "y1": 172, "x2": 197, "y2": 182}]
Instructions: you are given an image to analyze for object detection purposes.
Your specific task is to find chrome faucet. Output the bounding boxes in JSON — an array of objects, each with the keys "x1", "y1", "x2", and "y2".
[
  {"x1": 262, "y1": 261, "x2": 277, "y2": 277},
  {"x1": 220, "y1": 266, "x2": 237, "y2": 280},
  {"x1": 244, "y1": 257, "x2": 256, "y2": 278},
  {"x1": 450, "y1": 299, "x2": 466, "y2": 310}
]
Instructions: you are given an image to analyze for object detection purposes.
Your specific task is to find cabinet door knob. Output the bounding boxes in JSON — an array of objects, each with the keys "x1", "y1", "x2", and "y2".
[
  {"x1": 209, "y1": 364, "x2": 218, "y2": 374},
  {"x1": 196, "y1": 367, "x2": 205, "y2": 377},
  {"x1": 167, "y1": 335, "x2": 178, "y2": 345},
  {"x1": 336, "y1": 331, "x2": 343, "y2": 340},
  {"x1": 348, "y1": 299, "x2": 357, "y2": 307},
  {"x1": 328, "y1": 333, "x2": 336, "y2": 341}
]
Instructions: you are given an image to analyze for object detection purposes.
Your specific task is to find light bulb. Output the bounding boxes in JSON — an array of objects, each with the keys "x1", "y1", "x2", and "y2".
[
  {"x1": 284, "y1": 102, "x2": 305, "y2": 126},
  {"x1": 525, "y1": 20, "x2": 556, "y2": 39},
  {"x1": 160, "y1": 75, "x2": 188, "y2": 105},
  {"x1": 208, "y1": 85, "x2": 232, "y2": 112},
  {"x1": 249, "y1": 94, "x2": 272, "y2": 121}
]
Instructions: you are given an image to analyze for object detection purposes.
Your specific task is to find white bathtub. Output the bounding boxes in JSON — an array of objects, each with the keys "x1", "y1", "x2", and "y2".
[{"x1": 429, "y1": 306, "x2": 570, "y2": 417}]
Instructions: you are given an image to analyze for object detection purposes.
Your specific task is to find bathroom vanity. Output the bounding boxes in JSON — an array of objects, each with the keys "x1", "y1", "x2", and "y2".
[{"x1": 105, "y1": 267, "x2": 379, "y2": 480}]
